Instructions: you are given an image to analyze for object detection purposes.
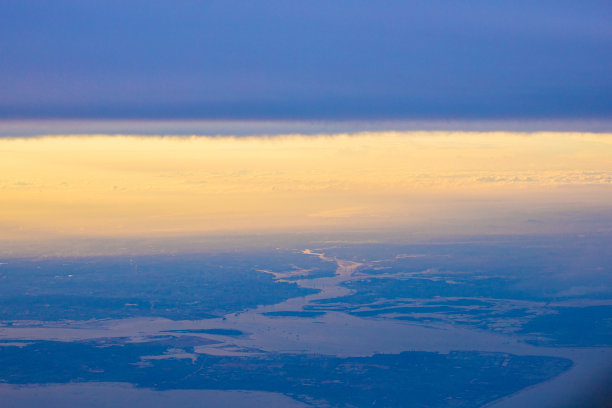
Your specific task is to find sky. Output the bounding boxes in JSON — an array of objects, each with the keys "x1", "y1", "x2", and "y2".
[
  {"x1": 2, "y1": 131, "x2": 612, "y2": 256},
  {"x1": 1, "y1": 0, "x2": 611, "y2": 120}
]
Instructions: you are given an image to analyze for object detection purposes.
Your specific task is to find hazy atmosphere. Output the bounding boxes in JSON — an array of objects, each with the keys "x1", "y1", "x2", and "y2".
[{"x1": 1, "y1": 2, "x2": 611, "y2": 408}]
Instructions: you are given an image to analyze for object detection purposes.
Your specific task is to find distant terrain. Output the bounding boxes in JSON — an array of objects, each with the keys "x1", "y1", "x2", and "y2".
[{"x1": 1, "y1": 233, "x2": 611, "y2": 407}]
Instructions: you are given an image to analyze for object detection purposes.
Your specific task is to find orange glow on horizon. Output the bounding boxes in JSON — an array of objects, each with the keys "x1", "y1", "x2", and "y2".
[{"x1": 1, "y1": 131, "x2": 611, "y2": 248}]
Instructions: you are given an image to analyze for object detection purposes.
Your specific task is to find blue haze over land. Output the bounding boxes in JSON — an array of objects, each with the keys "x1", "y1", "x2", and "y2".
[{"x1": 1, "y1": 234, "x2": 612, "y2": 407}]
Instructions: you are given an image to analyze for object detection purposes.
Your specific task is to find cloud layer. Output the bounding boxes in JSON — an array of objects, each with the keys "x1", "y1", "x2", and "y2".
[{"x1": 1, "y1": 1, "x2": 610, "y2": 119}]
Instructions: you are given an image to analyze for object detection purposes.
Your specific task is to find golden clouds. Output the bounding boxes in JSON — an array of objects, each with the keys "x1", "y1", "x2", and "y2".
[{"x1": 1, "y1": 132, "x2": 611, "y2": 242}]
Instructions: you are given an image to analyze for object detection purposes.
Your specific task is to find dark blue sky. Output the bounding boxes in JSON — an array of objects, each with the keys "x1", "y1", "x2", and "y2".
[{"x1": 1, "y1": 0, "x2": 610, "y2": 120}]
